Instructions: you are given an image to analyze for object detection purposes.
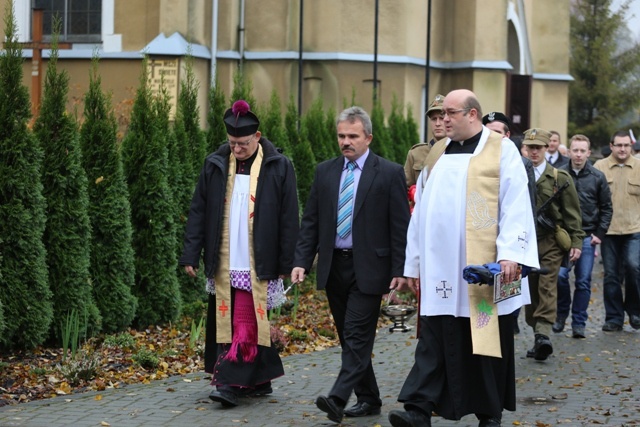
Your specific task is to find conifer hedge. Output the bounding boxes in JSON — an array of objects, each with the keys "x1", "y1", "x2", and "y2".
[
  {"x1": 80, "y1": 59, "x2": 137, "y2": 333},
  {"x1": 0, "y1": 3, "x2": 52, "y2": 349},
  {"x1": 121, "y1": 58, "x2": 181, "y2": 327}
]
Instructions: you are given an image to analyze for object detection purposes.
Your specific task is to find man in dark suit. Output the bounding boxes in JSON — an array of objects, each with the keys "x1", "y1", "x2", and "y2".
[
  {"x1": 291, "y1": 106, "x2": 410, "y2": 424},
  {"x1": 546, "y1": 131, "x2": 569, "y2": 167}
]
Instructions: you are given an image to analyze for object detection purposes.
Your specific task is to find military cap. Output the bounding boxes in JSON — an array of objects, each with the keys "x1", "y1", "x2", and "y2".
[
  {"x1": 224, "y1": 100, "x2": 260, "y2": 137},
  {"x1": 426, "y1": 94, "x2": 445, "y2": 116},
  {"x1": 522, "y1": 128, "x2": 551, "y2": 147},
  {"x1": 482, "y1": 112, "x2": 511, "y2": 130}
]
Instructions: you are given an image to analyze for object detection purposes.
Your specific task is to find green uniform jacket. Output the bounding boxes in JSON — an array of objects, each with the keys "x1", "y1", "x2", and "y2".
[{"x1": 536, "y1": 163, "x2": 585, "y2": 248}]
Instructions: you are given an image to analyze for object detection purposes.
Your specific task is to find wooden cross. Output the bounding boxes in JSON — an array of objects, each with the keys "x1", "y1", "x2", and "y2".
[{"x1": 12, "y1": 8, "x2": 72, "y2": 118}]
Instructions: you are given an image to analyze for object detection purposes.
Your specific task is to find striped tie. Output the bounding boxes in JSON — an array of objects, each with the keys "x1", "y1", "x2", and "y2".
[{"x1": 337, "y1": 161, "x2": 356, "y2": 239}]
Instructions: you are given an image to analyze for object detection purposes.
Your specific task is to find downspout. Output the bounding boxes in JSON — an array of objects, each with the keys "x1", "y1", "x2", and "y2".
[
  {"x1": 239, "y1": 0, "x2": 246, "y2": 72},
  {"x1": 210, "y1": 0, "x2": 219, "y2": 87}
]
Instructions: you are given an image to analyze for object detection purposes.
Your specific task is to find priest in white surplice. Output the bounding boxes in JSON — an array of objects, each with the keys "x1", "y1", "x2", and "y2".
[{"x1": 388, "y1": 90, "x2": 539, "y2": 427}]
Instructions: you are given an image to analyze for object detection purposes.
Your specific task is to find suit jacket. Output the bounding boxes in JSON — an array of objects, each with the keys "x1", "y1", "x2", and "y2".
[
  {"x1": 548, "y1": 152, "x2": 569, "y2": 168},
  {"x1": 294, "y1": 150, "x2": 410, "y2": 295}
]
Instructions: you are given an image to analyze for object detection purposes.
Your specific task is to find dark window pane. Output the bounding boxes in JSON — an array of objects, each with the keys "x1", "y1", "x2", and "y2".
[
  {"x1": 88, "y1": 12, "x2": 101, "y2": 33},
  {"x1": 69, "y1": 11, "x2": 88, "y2": 35}
]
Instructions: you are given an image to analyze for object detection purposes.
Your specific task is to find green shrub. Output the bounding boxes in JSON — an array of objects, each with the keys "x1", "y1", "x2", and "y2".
[
  {"x1": 132, "y1": 348, "x2": 160, "y2": 370},
  {"x1": 102, "y1": 333, "x2": 136, "y2": 350}
]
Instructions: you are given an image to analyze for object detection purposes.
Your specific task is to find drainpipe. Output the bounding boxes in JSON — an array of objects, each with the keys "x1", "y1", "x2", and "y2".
[
  {"x1": 210, "y1": 0, "x2": 219, "y2": 87},
  {"x1": 239, "y1": 0, "x2": 246, "y2": 72}
]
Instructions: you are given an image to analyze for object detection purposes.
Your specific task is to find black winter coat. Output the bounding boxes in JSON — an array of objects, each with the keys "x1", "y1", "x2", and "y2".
[
  {"x1": 560, "y1": 162, "x2": 612, "y2": 240},
  {"x1": 179, "y1": 138, "x2": 299, "y2": 280}
]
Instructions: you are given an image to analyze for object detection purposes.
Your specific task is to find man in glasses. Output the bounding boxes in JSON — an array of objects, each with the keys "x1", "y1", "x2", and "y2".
[
  {"x1": 389, "y1": 89, "x2": 539, "y2": 427},
  {"x1": 404, "y1": 94, "x2": 446, "y2": 186},
  {"x1": 594, "y1": 130, "x2": 640, "y2": 332},
  {"x1": 180, "y1": 100, "x2": 299, "y2": 407}
]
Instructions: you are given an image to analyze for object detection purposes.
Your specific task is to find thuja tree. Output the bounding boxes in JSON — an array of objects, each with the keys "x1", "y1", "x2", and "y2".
[
  {"x1": 285, "y1": 96, "x2": 316, "y2": 209},
  {"x1": 370, "y1": 101, "x2": 392, "y2": 160},
  {"x1": 80, "y1": 58, "x2": 137, "y2": 333},
  {"x1": 0, "y1": 2, "x2": 52, "y2": 349},
  {"x1": 34, "y1": 33, "x2": 101, "y2": 340},
  {"x1": 303, "y1": 98, "x2": 334, "y2": 163},
  {"x1": 206, "y1": 76, "x2": 227, "y2": 154},
  {"x1": 405, "y1": 104, "x2": 420, "y2": 151},
  {"x1": 387, "y1": 95, "x2": 410, "y2": 165},
  {"x1": 121, "y1": 57, "x2": 181, "y2": 326},
  {"x1": 324, "y1": 105, "x2": 339, "y2": 158},
  {"x1": 230, "y1": 69, "x2": 257, "y2": 111},
  {"x1": 261, "y1": 89, "x2": 290, "y2": 155},
  {"x1": 171, "y1": 63, "x2": 206, "y2": 305}
]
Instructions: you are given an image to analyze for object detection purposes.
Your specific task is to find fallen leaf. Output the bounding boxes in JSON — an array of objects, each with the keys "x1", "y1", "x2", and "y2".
[{"x1": 94, "y1": 394, "x2": 102, "y2": 401}]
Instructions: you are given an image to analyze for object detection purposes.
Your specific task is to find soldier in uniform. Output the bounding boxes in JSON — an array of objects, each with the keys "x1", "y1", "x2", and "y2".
[
  {"x1": 403, "y1": 94, "x2": 446, "y2": 187},
  {"x1": 522, "y1": 128, "x2": 584, "y2": 361}
]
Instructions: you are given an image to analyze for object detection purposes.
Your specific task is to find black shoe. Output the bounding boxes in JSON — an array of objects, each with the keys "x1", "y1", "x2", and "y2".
[
  {"x1": 602, "y1": 322, "x2": 623, "y2": 332},
  {"x1": 572, "y1": 326, "x2": 586, "y2": 338},
  {"x1": 209, "y1": 389, "x2": 238, "y2": 407},
  {"x1": 344, "y1": 401, "x2": 381, "y2": 417},
  {"x1": 629, "y1": 315, "x2": 640, "y2": 330},
  {"x1": 513, "y1": 322, "x2": 520, "y2": 335},
  {"x1": 526, "y1": 348, "x2": 535, "y2": 358},
  {"x1": 316, "y1": 395, "x2": 344, "y2": 423},
  {"x1": 388, "y1": 409, "x2": 432, "y2": 427},
  {"x1": 552, "y1": 317, "x2": 566, "y2": 333},
  {"x1": 478, "y1": 416, "x2": 502, "y2": 427},
  {"x1": 243, "y1": 382, "x2": 273, "y2": 397},
  {"x1": 533, "y1": 334, "x2": 553, "y2": 361}
]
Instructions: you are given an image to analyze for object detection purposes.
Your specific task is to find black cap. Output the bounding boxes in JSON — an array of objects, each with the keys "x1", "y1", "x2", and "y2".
[
  {"x1": 223, "y1": 100, "x2": 260, "y2": 137},
  {"x1": 482, "y1": 112, "x2": 511, "y2": 131},
  {"x1": 601, "y1": 145, "x2": 612, "y2": 157}
]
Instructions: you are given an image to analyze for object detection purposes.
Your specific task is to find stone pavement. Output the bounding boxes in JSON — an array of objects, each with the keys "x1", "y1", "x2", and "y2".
[{"x1": 2, "y1": 264, "x2": 639, "y2": 427}]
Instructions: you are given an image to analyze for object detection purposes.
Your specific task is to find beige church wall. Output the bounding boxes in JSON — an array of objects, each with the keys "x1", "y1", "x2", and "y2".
[
  {"x1": 472, "y1": 70, "x2": 509, "y2": 114},
  {"x1": 116, "y1": 1, "x2": 161, "y2": 51},
  {"x1": 524, "y1": 0, "x2": 570, "y2": 75},
  {"x1": 530, "y1": 79, "x2": 569, "y2": 142}
]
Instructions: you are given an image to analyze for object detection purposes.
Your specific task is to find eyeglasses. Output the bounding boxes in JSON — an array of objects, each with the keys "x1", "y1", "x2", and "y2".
[
  {"x1": 443, "y1": 108, "x2": 470, "y2": 117},
  {"x1": 228, "y1": 135, "x2": 255, "y2": 148},
  {"x1": 611, "y1": 143, "x2": 632, "y2": 148}
]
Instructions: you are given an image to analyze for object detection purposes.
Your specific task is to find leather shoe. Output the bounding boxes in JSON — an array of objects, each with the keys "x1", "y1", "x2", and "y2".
[
  {"x1": 629, "y1": 315, "x2": 640, "y2": 330},
  {"x1": 344, "y1": 401, "x2": 381, "y2": 417},
  {"x1": 388, "y1": 409, "x2": 431, "y2": 427},
  {"x1": 209, "y1": 389, "x2": 238, "y2": 407},
  {"x1": 526, "y1": 347, "x2": 534, "y2": 358},
  {"x1": 242, "y1": 382, "x2": 273, "y2": 397},
  {"x1": 602, "y1": 322, "x2": 622, "y2": 332},
  {"x1": 478, "y1": 416, "x2": 502, "y2": 427},
  {"x1": 533, "y1": 334, "x2": 553, "y2": 361},
  {"x1": 552, "y1": 317, "x2": 566, "y2": 333},
  {"x1": 572, "y1": 326, "x2": 586, "y2": 338},
  {"x1": 316, "y1": 395, "x2": 344, "y2": 423}
]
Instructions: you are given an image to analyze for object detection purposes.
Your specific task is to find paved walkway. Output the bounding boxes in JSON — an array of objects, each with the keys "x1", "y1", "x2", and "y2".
[{"x1": 2, "y1": 264, "x2": 640, "y2": 427}]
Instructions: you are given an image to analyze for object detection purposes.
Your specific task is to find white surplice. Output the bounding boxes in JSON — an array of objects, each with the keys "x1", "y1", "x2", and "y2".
[
  {"x1": 229, "y1": 174, "x2": 251, "y2": 272},
  {"x1": 405, "y1": 127, "x2": 539, "y2": 317}
]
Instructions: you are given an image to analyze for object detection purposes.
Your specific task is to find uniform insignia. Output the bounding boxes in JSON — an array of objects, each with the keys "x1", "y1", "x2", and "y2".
[{"x1": 488, "y1": 112, "x2": 495, "y2": 121}]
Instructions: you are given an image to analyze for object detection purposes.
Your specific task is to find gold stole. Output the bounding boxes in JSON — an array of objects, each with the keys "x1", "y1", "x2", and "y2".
[
  {"x1": 424, "y1": 132, "x2": 503, "y2": 358},
  {"x1": 215, "y1": 144, "x2": 271, "y2": 347}
]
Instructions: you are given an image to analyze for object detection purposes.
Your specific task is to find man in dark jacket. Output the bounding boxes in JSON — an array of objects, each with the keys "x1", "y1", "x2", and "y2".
[
  {"x1": 180, "y1": 100, "x2": 299, "y2": 407},
  {"x1": 554, "y1": 134, "x2": 612, "y2": 338},
  {"x1": 292, "y1": 106, "x2": 410, "y2": 424}
]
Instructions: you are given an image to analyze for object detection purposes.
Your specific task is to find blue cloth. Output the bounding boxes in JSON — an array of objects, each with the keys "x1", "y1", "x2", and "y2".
[
  {"x1": 462, "y1": 263, "x2": 501, "y2": 285},
  {"x1": 557, "y1": 235, "x2": 594, "y2": 327},
  {"x1": 463, "y1": 263, "x2": 536, "y2": 285}
]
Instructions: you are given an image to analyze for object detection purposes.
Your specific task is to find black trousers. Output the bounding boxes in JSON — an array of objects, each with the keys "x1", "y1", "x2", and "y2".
[
  {"x1": 325, "y1": 250, "x2": 383, "y2": 406},
  {"x1": 398, "y1": 315, "x2": 515, "y2": 420}
]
